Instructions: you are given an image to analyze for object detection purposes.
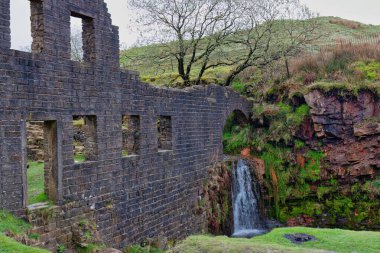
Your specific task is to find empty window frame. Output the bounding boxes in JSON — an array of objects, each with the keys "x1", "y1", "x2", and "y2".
[
  {"x1": 26, "y1": 120, "x2": 58, "y2": 205},
  {"x1": 70, "y1": 12, "x2": 95, "y2": 62},
  {"x1": 122, "y1": 115, "x2": 140, "y2": 156},
  {"x1": 157, "y1": 116, "x2": 172, "y2": 151},
  {"x1": 10, "y1": 0, "x2": 44, "y2": 52},
  {"x1": 73, "y1": 116, "x2": 97, "y2": 163}
]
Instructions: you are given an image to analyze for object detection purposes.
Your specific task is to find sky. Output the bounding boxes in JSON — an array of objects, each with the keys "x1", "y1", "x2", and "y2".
[{"x1": 9, "y1": 0, "x2": 380, "y2": 50}]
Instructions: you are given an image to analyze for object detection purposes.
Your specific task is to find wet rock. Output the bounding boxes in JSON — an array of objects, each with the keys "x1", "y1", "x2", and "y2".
[{"x1": 284, "y1": 233, "x2": 317, "y2": 244}]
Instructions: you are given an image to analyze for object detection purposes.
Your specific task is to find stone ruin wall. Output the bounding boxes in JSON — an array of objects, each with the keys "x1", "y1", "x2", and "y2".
[{"x1": 0, "y1": 0, "x2": 251, "y2": 250}]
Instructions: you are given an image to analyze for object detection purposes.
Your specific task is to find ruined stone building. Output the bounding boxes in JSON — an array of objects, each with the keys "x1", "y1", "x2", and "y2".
[{"x1": 0, "y1": 0, "x2": 250, "y2": 249}]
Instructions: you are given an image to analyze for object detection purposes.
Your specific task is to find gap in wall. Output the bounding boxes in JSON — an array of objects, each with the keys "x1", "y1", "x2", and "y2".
[
  {"x1": 73, "y1": 116, "x2": 98, "y2": 163},
  {"x1": 10, "y1": 0, "x2": 32, "y2": 51},
  {"x1": 70, "y1": 15, "x2": 84, "y2": 61},
  {"x1": 26, "y1": 120, "x2": 58, "y2": 206},
  {"x1": 157, "y1": 116, "x2": 173, "y2": 151},
  {"x1": 122, "y1": 115, "x2": 140, "y2": 156}
]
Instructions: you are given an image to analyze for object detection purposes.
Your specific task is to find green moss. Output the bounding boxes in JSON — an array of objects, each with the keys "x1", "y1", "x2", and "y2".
[
  {"x1": 223, "y1": 125, "x2": 251, "y2": 154},
  {"x1": 231, "y1": 81, "x2": 246, "y2": 94},
  {"x1": 74, "y1": 154, "x2": 86, "y2": 163},
  {"x1": 325, "y1": 197, "x2": 354, "y2": 220},
  {"x1": 289, "y1": 201, "x2": 323, "y2": 218},
  {"x1": 353, "y1": 60, "x2": 380, "y2": 81},
  {"x1": 261, "y1": 145, "x2": 292, "y2": 219},
  {"x1": 301, "y1": 150, "x2": 324, "y2": 182},
  {"x1": 57, "y1": 244, "x2": 66, "y2": 253},
  {"x1": 294, "y1": 140, "x2": 305, "y2": 150},
  {"x1": 252, "y1": 103, "x2": 310, "y2": 145},
  {"x1": 317, "y1": 186, "x2": 334, "y2": 200}
]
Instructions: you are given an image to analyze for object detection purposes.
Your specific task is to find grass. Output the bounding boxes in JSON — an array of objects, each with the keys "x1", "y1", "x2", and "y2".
[
  {"x1": 0, "y1": 235, "x2": 50, "y2": 253},
  {"x1": 74, "y1": 153, "x2": 86, "y2": 163},
  {"x1": 27, "y1": 161, "x2": 48, "y2": 205},
  {"x1": 0, "y1": 211, "x2": 31, "y2": 235},
  {"x1": 173, "y1": 227, "x2": 380, "y2": 253},
  {"x1": 0, "y1": 210, "x2": 49, "y2": 253}
]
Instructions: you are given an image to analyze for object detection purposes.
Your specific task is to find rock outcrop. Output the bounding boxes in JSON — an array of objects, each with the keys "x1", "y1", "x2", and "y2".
[{"x1": 305, "y1": 90, "x2": 379, "y2": 181}]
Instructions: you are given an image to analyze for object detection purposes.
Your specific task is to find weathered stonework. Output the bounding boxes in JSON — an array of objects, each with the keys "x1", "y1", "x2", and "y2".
[{"x1": 0, "y1": 0, "x2": 251, "y2": 250}]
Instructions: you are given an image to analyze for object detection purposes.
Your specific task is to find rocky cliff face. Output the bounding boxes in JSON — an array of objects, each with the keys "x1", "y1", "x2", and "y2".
[
  {"x1": 305, "y1": 90, "x2": 379, "y2": 181},
  {"x1": 214, "y1": 89, "x2": 380, "y2": 232}
]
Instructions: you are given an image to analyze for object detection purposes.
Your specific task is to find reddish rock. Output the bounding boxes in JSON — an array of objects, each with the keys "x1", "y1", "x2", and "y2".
[
  {"x1": 287, "y1": 215, "x2": 315, "y2": 227},
  {"x1": 248, "y1": 157, "x2": 265, "y2": 183},
  {"x1": 354, "y1": 122, "x2": 380, "y2": 137},
  {"x1": 305, "y1": 90, "x2": 379, "y2": 139},
  {"x1": 296, "y1": 117, "x2": 315, "y2": 140},
  {"x1": 323, "y1": 134, "x2": 379, "y2": 179},
  {"x1": 241, "y1": 147, "x2": 251, "y2": 157}
]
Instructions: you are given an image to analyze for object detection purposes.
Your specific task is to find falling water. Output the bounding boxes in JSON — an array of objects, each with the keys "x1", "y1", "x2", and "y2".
[{"x1": 232, "y1": 159, "x2": 266, "y2": 238}]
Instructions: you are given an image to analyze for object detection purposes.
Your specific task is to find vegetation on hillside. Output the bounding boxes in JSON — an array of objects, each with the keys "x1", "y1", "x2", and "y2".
[
  {"x1": 121, "y1": 17, "x2": 380, "y2": 87},
  {"x1": 173, "y1": 227, "x2": 380, "y2": 253}
]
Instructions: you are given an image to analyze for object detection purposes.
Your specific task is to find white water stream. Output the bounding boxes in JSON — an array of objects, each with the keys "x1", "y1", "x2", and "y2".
[{"x1": 232, "y1": 159, "x2": 266, "y2": 238}]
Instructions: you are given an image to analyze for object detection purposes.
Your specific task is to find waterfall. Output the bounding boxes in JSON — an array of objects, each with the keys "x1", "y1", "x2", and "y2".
[{"x1": 232, "y1": 159, "x2": 266, "y2": 238}]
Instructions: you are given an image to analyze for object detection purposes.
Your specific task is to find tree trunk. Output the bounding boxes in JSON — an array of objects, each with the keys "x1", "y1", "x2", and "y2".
[{"x1": 285, "y1": 57, "x2": 290, "y2": 79}]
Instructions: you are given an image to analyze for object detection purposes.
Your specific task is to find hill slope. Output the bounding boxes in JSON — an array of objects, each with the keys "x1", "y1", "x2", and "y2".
[{"x1": 121, "y1": 17, "x2": 380, "y2": 86}]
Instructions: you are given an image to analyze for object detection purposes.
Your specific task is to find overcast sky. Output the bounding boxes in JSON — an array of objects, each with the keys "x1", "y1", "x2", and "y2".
[{"x1": 10, "y1": 0, "x2": 380, "y2": 50}]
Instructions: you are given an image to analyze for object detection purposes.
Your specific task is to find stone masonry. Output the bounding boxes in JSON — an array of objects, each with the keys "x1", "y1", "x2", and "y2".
[{"x1": 0, "y1": 0, "x2": 251, "y2": 250}]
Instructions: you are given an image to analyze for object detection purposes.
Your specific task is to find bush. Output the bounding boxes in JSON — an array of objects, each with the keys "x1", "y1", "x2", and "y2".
[
  {"x1": 290, "y1": 43, "x2": 380, "y2": 85},
  {"x1": 329, "y1": 18, "x2": 362, "y2": 29}
]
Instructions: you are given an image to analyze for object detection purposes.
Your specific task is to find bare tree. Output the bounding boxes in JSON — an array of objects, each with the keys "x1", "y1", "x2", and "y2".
[
  {"x1": 128, "y1": 0, "x2": 240, "y2": 86},
  {"x1": 127, "y1": 0, "x2": 320, "y2": 87},
  {"x1": 71, "y1": 28, "x2": 83, "y2": 62},
  {"x1": 223, "y1": 0, "x2": 320, "y2": 86}
]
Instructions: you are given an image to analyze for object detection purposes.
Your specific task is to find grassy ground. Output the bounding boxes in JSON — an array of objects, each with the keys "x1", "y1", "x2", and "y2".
[
  {"x1": 27, "y1": 161, "x2": 48, "y2": 205},
  {"x1": 28, "y1": 154, "x2": 86, "y2": 206},
  {"x1": 0, "y1": 235, "x2": 49, "y2": 253},
  {"x1": 0, "y1": 210, "x2": 49, "y2": 253},
  {"x1": 173, "y1": 227, "x2": 380, "y2": 253}
]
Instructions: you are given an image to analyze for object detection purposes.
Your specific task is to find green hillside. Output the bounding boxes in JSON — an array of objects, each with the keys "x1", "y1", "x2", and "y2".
[{"x1": 121, "y1": 17, "x2": 380, "y2": 87}]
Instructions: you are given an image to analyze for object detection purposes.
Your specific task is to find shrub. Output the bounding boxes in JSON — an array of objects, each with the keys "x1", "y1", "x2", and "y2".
[
  {"x1": 353, "y1": 60, "x2": 380, "y2": 81},
  {"x1": 329, "y1": 18, "x2": 362, "y2": 29},
  {"x1": 289, "y1": 43, "x2": 380, "y2": 85},
  {"x1": 231, "y1": 81, "x2": 246, "y2": 94}
]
